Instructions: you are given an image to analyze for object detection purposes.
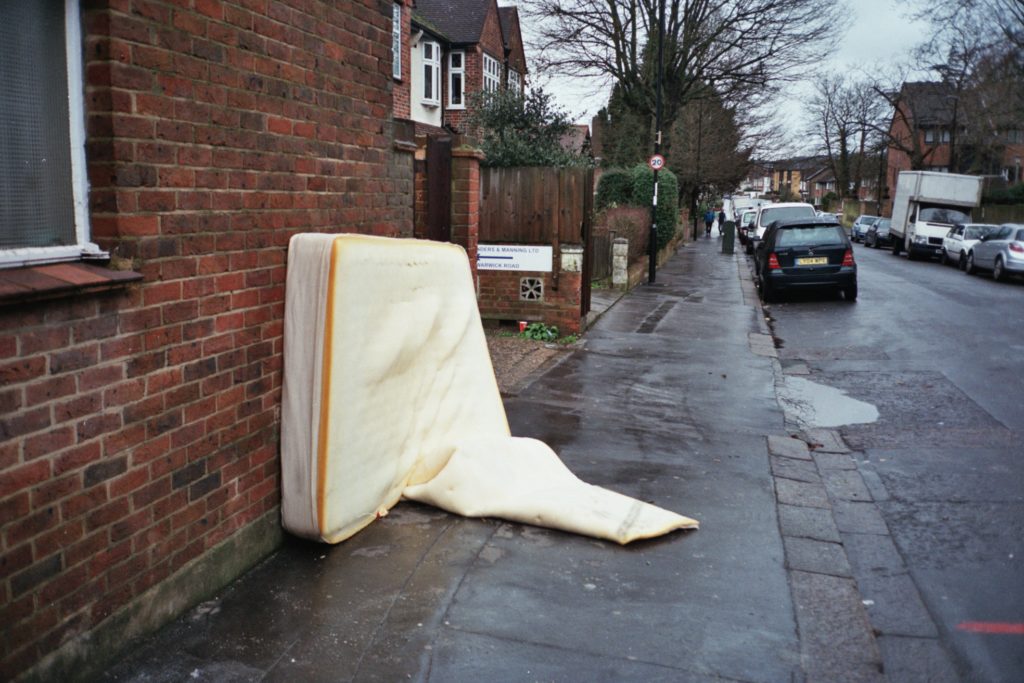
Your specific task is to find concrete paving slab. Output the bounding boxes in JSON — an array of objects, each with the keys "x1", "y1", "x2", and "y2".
[
  {"x1": 858, "y1": 467, "x2": 890, "y2": 502},
  {"x1": 775, "y1": 478, "x2": 831, "y2": 509},
  {"x1": 812, "y1": 451, "x2": 857, "y2": 470},
  {"x1": 790, "y1": 571, "x2": 884, "y2": 683},
  {"x1": 778, "y1": 505, "x2": 841, "y2": 543},
  {"x1": 803, "y1": 428, "x2": 851, "y2": 453},
  {"x1": 832, "y1": 501, "x2": 889, "y2": 535},
  {"x1": 766, "y1": 434, "x2": 812, "y2": 460},
  {"x1": 842, "y1": 532, "x2": 907, "y2": 578},
  {"x1": 770, "y1": 455, "x2": 821, "y2": 484},
  {"x1": 822, "y1": 469, "x2": 873, "y2": 502},
  {"x1": 784, "y1": 537, "x2": 852, "y2": 578}
]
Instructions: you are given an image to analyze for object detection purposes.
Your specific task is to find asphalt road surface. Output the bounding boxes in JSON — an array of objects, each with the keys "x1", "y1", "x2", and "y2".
[{"x1": 758, "y1": 240, "x2": 1024, "y2": 682}]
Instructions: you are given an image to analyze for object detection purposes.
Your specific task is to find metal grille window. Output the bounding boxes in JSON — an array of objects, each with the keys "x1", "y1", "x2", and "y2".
[
  {"x1": 448, "y1": 51, "x2": 464, "y2": 108},
  {"x1": 392, "y1": 4, "x2": 402, "y2": 80},
  {"x1": 1, "y1": 0, "x2": 99, "y2": 268},
  {"x1": 483, "y1": 53, "x2": 501, "y2": 92},
  {"x1": 422, "y1": 41, "x2": 440, "y2": 105}
]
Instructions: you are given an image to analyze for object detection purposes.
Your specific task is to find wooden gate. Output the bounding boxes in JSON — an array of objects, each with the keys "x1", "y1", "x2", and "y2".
[
  {"x1": 479, "y1": 166, "x2": 594, "y2": 317},
  {"x1": 425, "y1": 136, "x2": 451, "y2": 242}
]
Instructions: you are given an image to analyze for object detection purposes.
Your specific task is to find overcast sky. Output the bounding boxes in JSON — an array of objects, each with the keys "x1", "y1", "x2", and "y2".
[{"x1": 527, "y1": 0, "x2": 932, "y2": 149}]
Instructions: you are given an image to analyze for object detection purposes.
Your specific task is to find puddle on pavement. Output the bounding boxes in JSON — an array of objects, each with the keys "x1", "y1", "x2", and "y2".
[{"x1": 778, "y1": 376, "x2": 879, "y2": 428}]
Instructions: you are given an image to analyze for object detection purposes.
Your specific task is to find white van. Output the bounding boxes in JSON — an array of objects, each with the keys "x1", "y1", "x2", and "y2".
[{"x1": 746, "y1": 202, "x2": 818, "y2": 253}]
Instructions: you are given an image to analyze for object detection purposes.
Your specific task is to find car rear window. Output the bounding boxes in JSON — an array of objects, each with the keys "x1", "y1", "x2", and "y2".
[
  {"x1": 760, "y1": 206, "x2": 816, "y2": 227},
  {"x1": 965, "y1": 225, "x2": 996, "y2": 239},
  {"x1": 776, "y1": 225, "x2": 846, "y2": 248},
  {"x1": 1017, "y1": 229, "x2": 1024, "y2": 241},
  {"x1": 876, "y1": 219, "x2": 891, "y2": 231}
]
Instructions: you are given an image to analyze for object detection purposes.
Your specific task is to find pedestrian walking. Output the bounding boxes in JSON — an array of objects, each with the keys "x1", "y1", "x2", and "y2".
[
  {"x1": 717, "y1": 208, "x2": 726, "y2": 237},
  {"x1": 704, "y1": 209, "x2": 715, "y2": 237}
]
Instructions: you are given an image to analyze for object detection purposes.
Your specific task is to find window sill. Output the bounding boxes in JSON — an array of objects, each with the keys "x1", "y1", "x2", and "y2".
[{"x1": 0, "y1": 262, "x2": 142, "y2": 307}]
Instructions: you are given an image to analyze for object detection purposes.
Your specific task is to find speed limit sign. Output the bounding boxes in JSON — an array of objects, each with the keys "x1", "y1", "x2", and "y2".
[{"x1": 648, "y1": 154, "x2": 665, "y2": 171}]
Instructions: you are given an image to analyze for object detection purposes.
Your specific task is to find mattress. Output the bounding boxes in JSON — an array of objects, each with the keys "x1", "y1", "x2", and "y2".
[{"x1": 280, "y1": 234, "x2": 698, "y2": 544}]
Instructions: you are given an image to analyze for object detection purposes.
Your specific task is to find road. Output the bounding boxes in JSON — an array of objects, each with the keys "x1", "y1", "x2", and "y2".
[{"x1": 757, "y1": 240, "x2": 1024, "y2": 681}]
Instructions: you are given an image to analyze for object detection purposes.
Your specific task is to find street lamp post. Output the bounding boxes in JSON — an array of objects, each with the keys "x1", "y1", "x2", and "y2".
[{"x1": 648, "y1": 0, "x2": 665, "y2": 284}]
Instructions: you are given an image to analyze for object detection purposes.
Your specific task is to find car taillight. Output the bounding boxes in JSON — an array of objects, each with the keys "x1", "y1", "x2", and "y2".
[
  {"x1": 842, "y1": 249, "x2": 854, "y2": 266},
  {"x1": 768, "y1": 253, "x2": 781, "y2": 270},
  {"x1": 1010, "y1": 243, "x2": 1024, "y2": 253}
]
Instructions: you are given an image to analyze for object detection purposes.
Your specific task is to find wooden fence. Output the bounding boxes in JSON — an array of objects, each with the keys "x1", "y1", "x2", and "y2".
[
  {"x1": 479, "y1": 167, "x2": 593, "y2": 243},
  {"x1": 977, "y1": 203, "x2": 1024, "y2": 223}
]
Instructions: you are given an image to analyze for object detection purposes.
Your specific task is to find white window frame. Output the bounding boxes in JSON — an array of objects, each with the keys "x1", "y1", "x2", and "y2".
[
  {"x1": 483, "y1": 53, "x2": 501, "y2": 92},
  {"x1": 923, "y1": 128, "x2": 935, "y2": 143},
  {"x1": 422, "y1": 40, "x2": 440, "y2": 106},
  {"x1": 448, "y1": 50, "x2": 465, "y2": 108},
  {"x1": 392, "y1": 3, "x2": 402, "y2": 80},
  {"x1": 507, "y1": 68, "x2": 521, "y2": 93},
  {"x1": 1, "y1": 0, "x2": 102, "y2": 269}
]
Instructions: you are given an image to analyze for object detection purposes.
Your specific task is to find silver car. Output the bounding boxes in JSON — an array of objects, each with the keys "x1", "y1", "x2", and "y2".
[
  {"x1": 941, "y1": 223, "x2": 999, "y2": 270},
  {"x1": 965, "y1": 223, "x2": 1024, "y2": 281},
  {"x1": 850, "y1": 215, "x2": 878, "y2": 242}
]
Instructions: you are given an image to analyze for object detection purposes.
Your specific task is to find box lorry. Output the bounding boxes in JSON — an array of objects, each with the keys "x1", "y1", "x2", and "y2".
[{"x1": 889, "y1": 171, "x2": 984, "y2": 260}]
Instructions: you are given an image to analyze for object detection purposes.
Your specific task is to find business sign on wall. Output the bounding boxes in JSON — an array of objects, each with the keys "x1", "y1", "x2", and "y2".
[{"x1": 477, "y1": 244, "x2": 553, "y2": 272}]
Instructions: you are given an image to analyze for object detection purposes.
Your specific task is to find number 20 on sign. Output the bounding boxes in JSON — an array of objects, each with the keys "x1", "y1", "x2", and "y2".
[{"x1": 648, "y1": 154, "x2": 665, "y2": 171}]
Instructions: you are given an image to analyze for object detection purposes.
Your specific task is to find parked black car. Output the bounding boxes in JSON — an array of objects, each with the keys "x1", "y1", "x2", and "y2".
[
  {"x1": 754, "y1": 217, "x2": 857, "y2": 302},
  {"x1": 864, "y1": 217, "x2": 893, "y2": 248}
]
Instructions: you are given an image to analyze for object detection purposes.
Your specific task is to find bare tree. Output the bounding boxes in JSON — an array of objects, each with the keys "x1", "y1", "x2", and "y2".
[
  {"x1": 523, "y1": 0, "x2": 848, "y2": 144},
  {"x1": 806, "y1": 73, "x2": 889, "y2": 197}
]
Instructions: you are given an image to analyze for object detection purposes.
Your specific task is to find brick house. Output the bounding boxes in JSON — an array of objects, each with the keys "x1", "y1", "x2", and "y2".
[
  {"x1": 884, "y1": 80, "x2": 1024, "y2": 214},
  {"x1": 392, "y1": 0, "x2": 527, "y2": 135},
  {"x1": 0, "y1": 1, "x2": 424, "y2": 680}
]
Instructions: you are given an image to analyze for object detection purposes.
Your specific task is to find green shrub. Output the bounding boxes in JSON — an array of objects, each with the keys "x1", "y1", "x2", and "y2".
[
  {"x1": 596, "y1": 169, "x2": 634, "y2": 210},
  {"x1": 629, "y1": 164, "x2": 678, "y2": 249}
]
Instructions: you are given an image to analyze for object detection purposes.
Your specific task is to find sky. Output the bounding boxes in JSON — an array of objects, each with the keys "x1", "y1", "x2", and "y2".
[{"x1": 524, "y1": 0, "x2": 932, "y2": 148}]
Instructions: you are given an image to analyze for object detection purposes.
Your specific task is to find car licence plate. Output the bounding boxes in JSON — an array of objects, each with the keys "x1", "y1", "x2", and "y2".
[{"x1": 796, "y1": 256, "x2": 828, "y2": 265}]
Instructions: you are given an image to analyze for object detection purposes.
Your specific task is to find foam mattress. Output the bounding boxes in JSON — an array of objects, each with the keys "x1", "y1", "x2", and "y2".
[{"x1": 281, "y1": 234, "x2": 698, "y2": 544}]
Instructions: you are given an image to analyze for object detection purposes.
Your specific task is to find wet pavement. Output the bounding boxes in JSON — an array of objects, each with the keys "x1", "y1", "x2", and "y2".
[{"x1": 100, "y1": 236, "x2": 882, "y2": 682}]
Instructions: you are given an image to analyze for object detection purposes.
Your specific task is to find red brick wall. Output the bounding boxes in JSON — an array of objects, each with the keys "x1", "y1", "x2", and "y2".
[
  {"x1": 478, "y1": 269, "x2": 583, "y2": 334},
  {"x1": 0, "y1": 1, "x2": 409, "y2": 679}
]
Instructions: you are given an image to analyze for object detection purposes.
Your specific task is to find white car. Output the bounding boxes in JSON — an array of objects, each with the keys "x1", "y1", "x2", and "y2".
[
  {"x1": 746, "y1": 202, "x2": 819, "y2": 254},
  {"x1": 941, "y1": 223, "x2": 998, "y2": 269}
]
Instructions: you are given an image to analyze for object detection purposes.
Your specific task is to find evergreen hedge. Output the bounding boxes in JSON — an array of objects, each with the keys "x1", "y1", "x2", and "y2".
[{"x1": 595, "y1": 169, "x2": 634, "y2": 210}]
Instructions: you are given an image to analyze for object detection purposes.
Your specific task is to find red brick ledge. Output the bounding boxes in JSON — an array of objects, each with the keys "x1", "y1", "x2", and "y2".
[{"x1": 0, "y1": 262, "x2": 142, "y2": 306}]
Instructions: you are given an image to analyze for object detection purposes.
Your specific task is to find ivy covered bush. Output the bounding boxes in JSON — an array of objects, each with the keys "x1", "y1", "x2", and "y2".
[{"x1": 630, "y1": 163, "x2": 678, "y2": 249}]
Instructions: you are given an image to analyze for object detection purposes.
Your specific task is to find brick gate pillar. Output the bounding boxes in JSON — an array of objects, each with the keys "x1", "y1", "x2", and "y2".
[{"x1": 450, "y1": 144, "x2": 485, "y2": 282}]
